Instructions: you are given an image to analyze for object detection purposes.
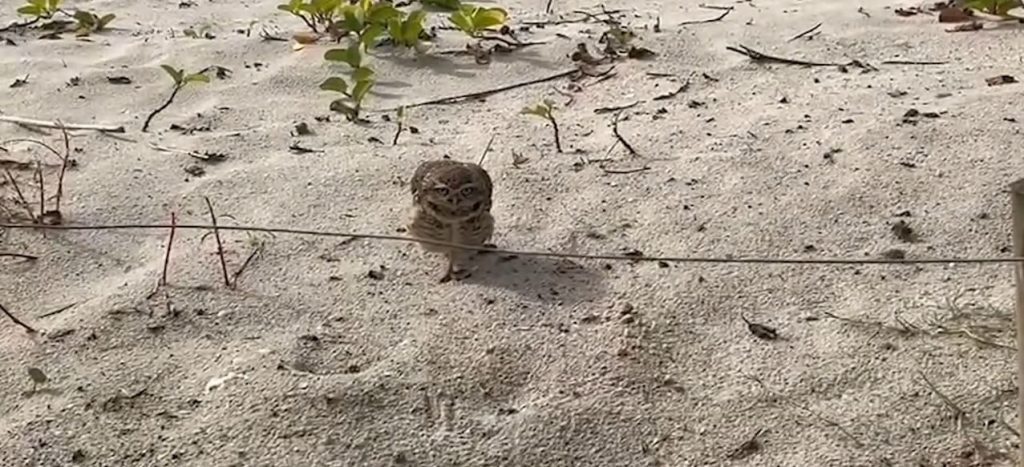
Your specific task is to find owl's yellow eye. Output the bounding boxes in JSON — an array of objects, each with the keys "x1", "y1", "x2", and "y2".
[
  {"x1": 433, "y1": 186, "x2": 450, "y2": 196},
  {"x1": 460, "y1": 186, "x2": 476, "y2": 197}
]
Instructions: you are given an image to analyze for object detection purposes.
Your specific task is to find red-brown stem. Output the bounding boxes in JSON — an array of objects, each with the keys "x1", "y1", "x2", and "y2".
[
  {"x1": 160, "y1": 211, "x2": 177, "y2": 286},
  {"x1": 0, "y1": 302, "x2": 37, "y2": 334},
  {"x1": 3, "y1": 168, "x2": 35, "y2": 221},
  {"x1": 35, "y1": 161, "x2": 44, "y2": 218},
  {"x1": 54, "y1": 123, "x2": 70, "y2": 213},
  {"x1": 203, "y1": 197, "x2": 232, "y2": 287},
  {"x1": 232, "y1": 242, "x2": 264, "y2": 287}
]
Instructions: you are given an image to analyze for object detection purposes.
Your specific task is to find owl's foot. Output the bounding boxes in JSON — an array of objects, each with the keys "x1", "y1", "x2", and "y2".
[{"x1": 439, "y1": 258, "x2": 472, "y2": 283}]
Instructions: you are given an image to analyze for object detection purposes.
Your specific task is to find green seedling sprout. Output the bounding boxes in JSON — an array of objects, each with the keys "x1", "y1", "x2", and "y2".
[
  {"x1": 448, "y1": 4, "x2": 508, "y2": 38},
  {"x1": 319, "y1": 67, "x2": 375, "y2": 122},
  {"x1": 420, "y1": 0, "x2": 463, "y2": 11},
  {"x1": 386, "y1": 9, "x2": 427, "y2": 49},
  {"x1": 965, "y1": 0, "x2": 1020, "y2": 16},
  {"x1": 521, "y1": 99, "x2": 563, "y2": 153},
  {"x1": 277, "y1": 0, "x2": 342, "y2": 33},
  {"x1": 392, "y1": 106, "x2": 406, "y2": 145},
  {"x1": 72, "y1": 10, "x2": 116, "y2": 36},
  {"x1": 141, "y1": 65, "x2": 210, "y2": 132},
  {"x1": 16, "y1": 0, "x2": 63, "y2": 20}
]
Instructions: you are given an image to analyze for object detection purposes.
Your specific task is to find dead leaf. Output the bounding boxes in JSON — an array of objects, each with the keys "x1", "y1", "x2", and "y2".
[
  {"x1": 9, "y1": 75, "x2": 28, "y2": 88},
  {"x1": 106, "y1": 76, "x2": 132, "y2": 84},
  {"x1": 627, "y1": 46, "x2": 657, "y2": 60},
  {"x1": 938, "y1": 7, "x2": 973, "y2": 22},
  {"x1": 27, "y1": 367, "x2": 48, "y2": 384},
  {"x1": 947, "y1": 21, "x2": 983, "y2": 31},
  {"x1": 741, "y1": 316, "x2": 778, "y2": 340},
  {"x1": 986, "y1": 74, "x2": 1017, "y2": 86}
]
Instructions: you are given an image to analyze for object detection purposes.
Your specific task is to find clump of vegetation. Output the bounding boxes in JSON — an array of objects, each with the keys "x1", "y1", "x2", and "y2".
[
  {"x1": 15, "y1": 0, "x2": 62, "y2": 20},
  {"x1": 521, "y1": 99, "x2": 563, "y2": 153},
  {"x1": 277, "y1": 0, "x2": 342, "y2": 34},
  {"x1": 9, "y1": 0, "x2": 117, "y2": 37},
  {"x1": 964, "y1": 0, "x2": 1020, "y2": 16},
  {"x1": 276, "y1": 0, "x2": 512, "y2": 121},
  {"x1": 71, "y1": 10, "x2": 116, "y2": 36},
  {"x1": 141, "y1": 66, "x2": 210, "y2": 132},
  {"x1": 447, "y1": 4, "x2": 507, "y2": 38}
]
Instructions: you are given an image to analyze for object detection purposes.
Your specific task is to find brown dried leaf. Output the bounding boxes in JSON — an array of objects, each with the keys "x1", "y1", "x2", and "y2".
[{"x1": 938, "y1": 7, "x2": 973, "y2": 22}]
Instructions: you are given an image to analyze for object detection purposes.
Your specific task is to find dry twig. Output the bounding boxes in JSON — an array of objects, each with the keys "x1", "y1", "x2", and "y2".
[
  {"x1": 160, "y1": 212, "x2": 177, "y2": 286},
  {"x1": 8, "y1": 221, "x2": 1024, "y2": 266},
  {"x1": 203, "y1": 197, "x2": 232, "y2": 287},
  {"x1": 385, "y1": 69, "x2": 579, "y2": 111},
  {"x1": 612, "y1": 111, "x2": 640, "y2": 157},
  {"x1": 679, "y1": 6, "x2": 733, "y2": 25},
  {"x1": 744, "y1": 374, "x2": 863, "y2": 447},
  {"x1": 1, "y1": 302, "x2": 37, "y2": 334},
  {"x1": 788, "y1": 23, "x2": 822, "y2": 41},
  {"x1": 0, "y1": 115, "x2": 124, "y2": 133}
]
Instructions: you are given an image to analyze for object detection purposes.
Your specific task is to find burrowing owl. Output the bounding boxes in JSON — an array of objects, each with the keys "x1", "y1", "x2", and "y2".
[{"x1": 408, "y1": 159, "x2": 494, "y2": 283}]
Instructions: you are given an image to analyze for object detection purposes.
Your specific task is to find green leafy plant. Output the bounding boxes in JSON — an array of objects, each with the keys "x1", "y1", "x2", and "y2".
[
  {"x1": 420, "y1": 0, "x2": 462, "y2": 10},
  {"x1": 521, "y1": 99, "x2": 562, "y2": 153},
  {"x1": 965, "y1": 0, "x2": 1021, "y2": 16},
  {"x1": 448, "y1": 4, "x2": 507, "y2": 38},
  {"x1": 72, "y1": 10, "x2": 115, "y2": 36},
  {"x1": 142, "y1": 66, "x2": 210, "y2": 132},
  {"x1": 16, "y1": 0, "x2": 63, "y2": 20},
  {"x1": 277, "y1": 0, "x2": 342, "y2": 33},
  {"x1": 319, "y1": 70, "x2": 374, "y2": 121},
  {"x1": 386, "y1": 9, "x2": 427, "y2": 48}
]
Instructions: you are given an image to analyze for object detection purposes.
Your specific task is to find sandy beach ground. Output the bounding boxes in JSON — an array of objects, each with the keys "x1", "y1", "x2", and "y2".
[{"x1": 3, "y1": 0, "x2": 1024, "y2": 465}]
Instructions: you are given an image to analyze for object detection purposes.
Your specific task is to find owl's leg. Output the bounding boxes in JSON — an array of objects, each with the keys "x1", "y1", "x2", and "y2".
[
  {"x1": 439, "y1": 249, "x2": 472, "y2": 283},
  {"x1": 439, "y1": 251, "x2": 456, "y2": 283}
]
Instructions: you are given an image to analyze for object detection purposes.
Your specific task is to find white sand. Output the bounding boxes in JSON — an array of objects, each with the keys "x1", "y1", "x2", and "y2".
[{"x1": 2, "y1": 0, "x2": 1024, "y2": 465}]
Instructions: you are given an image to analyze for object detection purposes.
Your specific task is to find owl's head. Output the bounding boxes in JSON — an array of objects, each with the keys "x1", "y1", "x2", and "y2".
[{"x1": 418, "y1": 164, "x2": 492, "y2": 222}]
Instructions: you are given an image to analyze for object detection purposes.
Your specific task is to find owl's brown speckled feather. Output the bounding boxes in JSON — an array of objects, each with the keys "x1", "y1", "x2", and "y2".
[{"x1": 408, "y1": 159, "x2": 495, "y2": 282}]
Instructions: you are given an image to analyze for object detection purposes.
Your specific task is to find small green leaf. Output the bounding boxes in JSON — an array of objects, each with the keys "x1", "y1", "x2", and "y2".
[
  {"x1": 46, "y1": 0, "x2": 61, "y2": 11},
  {"x1": 324, "y1": 43, "x2": 362, "y2": 69},
  {"x1": 403, "y1": 10, "x2": 427, "y2": 45},
  {"x1": 368, "y1": 4, "x2": 402, "y2": 24},
  {"x1": 449, "y1": 8, "x2": 475, "y2": 35},
  {"x1": 16, "y1": 5, "x2": 43, "y2": 16},
  {"x1": 319, "y1": 76, "x2": 348, "y2": 94},
  {"x1": 160, "y1": 65, "x2": 184, "y2": 84},
  {"x1": 277, "y1": 4, "x2": 296, "y2": 13},
  {"x1": 473, "y1": 7, "x2": 508, "y2": 30},
  {"x1": 352, "y1": 66, "x2": 374, "y2": 82},
  {"x1": 351, "y1": 79, "x2": 373, "y2": 104},
  {"x1": 341, "y1": 6, "x2": 364, "y2": 32},
  {"x1": 311, "y1": 0, "x2": 337, "y2": 14},
  {"x1": 421, "y1": 0, "x2": 462, "y2": 11},
  {"x1": 521, "y1": 104, "x2": 550, "y2": 118},
  {"x1": 360, "y1": 23, "x2": 385, "y2": 48},
  {"x1": 323, "y1": 48, "x2": 347, "y2": 62},
  {"x1": 387, "y1": 17, "x2": 403, "y2": 44},
  {"x1": 98, "y1": 13, "x2": 116, "y2": 28},
  {"x1": 73, "y1": 10, "x2": 95, "y2": 24},
  {"x1": 30, "y1": 0, "x2": 48, "y2": 9},
  {"x1": 183, "y1": 73, "x2": 210, "y2": 84}
]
